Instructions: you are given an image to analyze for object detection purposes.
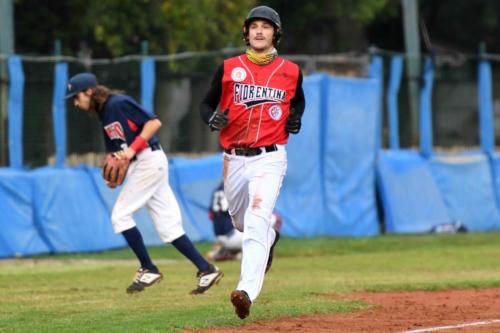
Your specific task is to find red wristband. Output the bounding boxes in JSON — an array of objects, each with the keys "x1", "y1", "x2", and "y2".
[{"x1": 130, "y1": 136, "x2": 148, "y2": 153}]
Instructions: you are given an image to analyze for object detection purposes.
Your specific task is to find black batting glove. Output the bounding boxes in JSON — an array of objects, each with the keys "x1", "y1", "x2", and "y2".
[
  {"x1": 208, "y1": 108, "x2": 229, "y2": 131},
  {"x1": 285, "y1": 108, "x2": 301, "y2": 134}
]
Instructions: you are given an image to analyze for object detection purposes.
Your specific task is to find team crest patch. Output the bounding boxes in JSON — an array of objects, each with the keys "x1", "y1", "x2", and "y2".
[
  {"x1": 231, "y1": 67, "x2": 247, "y2": 82},
  {"x1": 67, "y1": 83, "x2": 72, "y2": 90},
  {"x1": 269, "y1": 105, "x2": 282, "y2": 120},
  {"x1": 104, "y1": 121, "x2": 126, "y2": 141}
]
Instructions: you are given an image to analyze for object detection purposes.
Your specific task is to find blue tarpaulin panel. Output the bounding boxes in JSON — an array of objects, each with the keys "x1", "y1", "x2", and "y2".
[
  {"x1": 429, "y1": 154, "x2": 500, "y2": 231},
  {"x1": 7, "y1": 56, "x2": 24, "y2": 169},
  {"x1": 420, "y1": 57, "x2": 434, "y2": 158},
  {"x1": 141, "y1": 57, "x2": 155, "y2": 113},
  {"x1": 368, "y1": 55, "x2": 383, "y2": 151},
  {"x1": 52, "y1": 62, "x2": 68, "y2": 167},
  {"x1": 30, "y1": 167, "x2": 125, "y2": 253},
  {"x1": 387, "y1": 56, "x2": 403, "y2": 149},
  {"x1": 279, "y1": 74, "x2": 380, "y2": 237},
  {"x1": 377, "y1": 150, "x2": 452, "y2": 233},
  {"x1": 324, "y1": 77, "x2": 380, "y2": 236},
  {"x1": 170, "y1": 155, "x2": 223, "y2": 242},
  {"x1": 0, "y1": 169, "x2": 50, "y2": 257},
  {"x1": 278, "y1": 74, "x2": 325, "y2": 237},
  {"x1": 86, "y1": 166, "x2": 163, "y2": 246},
  {"x1": 88, "y1": 155, "x2": 223, "y2": 246},
  {"x1": 478, "y1": 60, "x2": 495, "y2": 154},
  {"x1": 489, "y1": 153, "x2": 500, "y2": 208},
  {"x1": 14, "y1": 68, "x2": 500, "y2": 256}
]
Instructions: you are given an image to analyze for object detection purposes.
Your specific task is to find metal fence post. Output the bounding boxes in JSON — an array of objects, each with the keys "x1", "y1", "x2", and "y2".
[{"x1": 0, "y1": 0, "x2": 14, "y2": 166}]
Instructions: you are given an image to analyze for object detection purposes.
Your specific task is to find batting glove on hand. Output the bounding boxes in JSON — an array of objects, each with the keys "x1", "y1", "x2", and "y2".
[
  {"x1": 285, "y1": 108, "x2": 301, "y2": 134},
  {"x1": 208, "y1": 109, "x2": 229, "y2": 131}
]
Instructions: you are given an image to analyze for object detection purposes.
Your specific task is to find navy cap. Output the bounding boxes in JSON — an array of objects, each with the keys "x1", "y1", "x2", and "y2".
[{"x1": 65, "y1": 73, "x2": 97, "y2": 99}]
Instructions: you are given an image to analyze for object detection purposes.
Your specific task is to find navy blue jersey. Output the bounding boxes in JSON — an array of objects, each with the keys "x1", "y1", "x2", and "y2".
[
  {"x1": 99, "y1": 94, "x2": 160, "y2": 152},
  {"x1": 209, "y1": 182, "x2": 235, "y2": 236}
]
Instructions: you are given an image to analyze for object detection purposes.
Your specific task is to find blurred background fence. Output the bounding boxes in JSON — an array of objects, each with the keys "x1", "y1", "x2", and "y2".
[
  {"x1": 0, "y1": 50, "x2": 373, "y2": 168},
  {"x1": 4, "y1": 49, "x2": 500, "y2": 168},
  {"x1": 3, "y1": 47, "x2": 500, "y2": 257}
]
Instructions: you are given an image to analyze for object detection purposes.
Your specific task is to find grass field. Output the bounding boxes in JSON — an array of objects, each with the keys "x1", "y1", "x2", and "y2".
[{"x1": 1, "y1": 232, "x2": 499, "y2": 332}]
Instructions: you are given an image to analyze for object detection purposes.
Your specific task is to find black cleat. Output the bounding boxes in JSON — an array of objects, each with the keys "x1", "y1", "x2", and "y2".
[
  {"x1": 230, "y1": 290, "x2": 252, "y2": 319},
  {"x1": 265, "y1": 231, "x2": 280, "y2": 273},
  {"x1": 190, "y1": 264, "x2": 224, "y2": 295},
  {"x1": 126, "y1": 268, "x2": 163, "y2": 294}
]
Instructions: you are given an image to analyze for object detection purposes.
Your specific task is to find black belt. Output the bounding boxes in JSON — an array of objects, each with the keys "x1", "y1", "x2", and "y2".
[{"x1": 224, "y1": 144, "x2": 278, "y2": 157}]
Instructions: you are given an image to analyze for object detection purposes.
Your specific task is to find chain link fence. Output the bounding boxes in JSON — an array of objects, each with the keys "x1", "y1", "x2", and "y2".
[{"x1": 2, "y1": 49, "x2": 500, "y2": 168}]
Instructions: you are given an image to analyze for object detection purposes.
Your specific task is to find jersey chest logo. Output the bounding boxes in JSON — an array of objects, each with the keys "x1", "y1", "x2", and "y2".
[
  {"x1": 231, "y1": 67, "x2": 247, "y2": 82},
  {"x1": 234, "y1": 83, "x2": 286, "y2": 108},
  {"x1": 104, "y1": 121, "x2": 126, "y2": 141}
]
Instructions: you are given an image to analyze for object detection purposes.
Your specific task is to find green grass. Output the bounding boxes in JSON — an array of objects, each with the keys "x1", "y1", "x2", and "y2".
[{"x1": 1, "y1": 232, "x2": 500, "y2": 332}]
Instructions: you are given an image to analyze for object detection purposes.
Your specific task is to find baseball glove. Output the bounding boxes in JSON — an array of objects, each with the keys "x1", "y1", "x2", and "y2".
[{"x1": 101, "y1": 153, "x2": 130, "y2": 187}]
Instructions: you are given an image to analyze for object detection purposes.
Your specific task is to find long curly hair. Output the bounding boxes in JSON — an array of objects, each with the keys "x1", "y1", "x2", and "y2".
[{"x1": 89, "y1": 85, "x2": 124, "y2": 115}]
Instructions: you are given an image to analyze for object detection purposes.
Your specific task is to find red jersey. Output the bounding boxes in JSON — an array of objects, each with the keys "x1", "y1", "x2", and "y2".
[{"x1": 219, "y1": 55, "x2": 300, "y2": 149}]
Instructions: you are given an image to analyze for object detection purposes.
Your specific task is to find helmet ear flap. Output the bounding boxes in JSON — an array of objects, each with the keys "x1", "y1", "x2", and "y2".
[
  {"x1": 274, "y1": 28, "x2": 282, "y2": 45},
  {"x1": 242, "y1": 25, "x2": 250, "y2": 46}
]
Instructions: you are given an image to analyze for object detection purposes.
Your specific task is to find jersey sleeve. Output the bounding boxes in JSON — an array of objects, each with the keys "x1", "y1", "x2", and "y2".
[
  {"x1": 113, "y1": 96, "x2": 157, "y2": 126},
  {"x1": 290, "y1": 70, "x2": 306, "y2": 118},
  {"x1": 199, "y1": 63, "x2": 224, "y2": 124}
]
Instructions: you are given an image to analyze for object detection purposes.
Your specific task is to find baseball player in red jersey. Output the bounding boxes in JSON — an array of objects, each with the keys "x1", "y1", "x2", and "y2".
[
  {"x1": 200, "y1": 6, "x2": 305, "y2": 319},
  {"x1": 66, "y1": 73, "x2": 223, "y2": 295}
]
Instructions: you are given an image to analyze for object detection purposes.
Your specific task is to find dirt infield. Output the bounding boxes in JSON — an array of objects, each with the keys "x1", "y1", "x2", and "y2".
[{"x1": 192, "y1": 288, "x2": 500, "y2": 333}]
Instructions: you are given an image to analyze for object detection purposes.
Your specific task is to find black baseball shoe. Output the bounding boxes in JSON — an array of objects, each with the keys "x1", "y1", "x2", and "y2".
[
  {"x1": 265, "y1": 231, "x2": 280, "y2": 273},
  {"x1": 230, "y1": 290, "x2": 252, "y2": 319},
  {"x1": 213, "y1": 248, "x2": 242, "y2": 261},
  {"x1": 190, "y1": 264, "x2": 224, "y2": 295},
  {"x1": 126, "y1": 268, "x2": 163, "y2": 294}
]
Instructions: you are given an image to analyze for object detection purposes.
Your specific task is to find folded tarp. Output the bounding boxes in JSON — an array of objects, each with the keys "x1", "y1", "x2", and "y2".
[
  {"x1": 429, "y1": 153, "x2": 500, "y2": 231},
  {"x1": 377, "y1": 150, "x2": 452, "y2": 233}
]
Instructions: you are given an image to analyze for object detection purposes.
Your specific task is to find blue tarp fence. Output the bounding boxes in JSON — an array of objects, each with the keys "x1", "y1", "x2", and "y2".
[
  {"x1": 2, "y1": 54, "x2": 500, "y2": 257},
  {"x1": 0, "y1": 70, "x2": 382, "y2": 257}
]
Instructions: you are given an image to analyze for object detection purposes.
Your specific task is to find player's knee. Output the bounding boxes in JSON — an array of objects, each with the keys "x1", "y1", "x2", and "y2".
[
  {"x1": 248, "y1": 206, "x2": 272, "y2": 222},
  {"x1": 243, "y1": 221, "x2": 267, "y2": 242},
  {"x1": 111, "y1": 210, "x2": 134, "y2": 233}
]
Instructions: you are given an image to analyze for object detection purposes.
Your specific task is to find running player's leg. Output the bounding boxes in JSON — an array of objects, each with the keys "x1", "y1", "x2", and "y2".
[
  {"x1": 223, "y1": 154, "x2": 248, "y2": 231},
  {"x1": 111, "y1": 154, "x2": 166, "y2": 292},
  {"x1": 146, "y1": 153, "x2": 223, "y2": 294},
  {"x1": 111, "y1": 154, "x2": 165, "y2": 233},
  {"x1": 236, "y1": 151, "x2": 287, "y2": 301}
]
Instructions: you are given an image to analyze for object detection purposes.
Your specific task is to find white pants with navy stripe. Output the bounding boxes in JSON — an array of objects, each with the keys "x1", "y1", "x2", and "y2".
[
  {"x1": 111, "y1": 148, "x2": 185, "y2": 243},
  {"x1": 223, "y1": 144, "x2": 287, "y2": 302}
]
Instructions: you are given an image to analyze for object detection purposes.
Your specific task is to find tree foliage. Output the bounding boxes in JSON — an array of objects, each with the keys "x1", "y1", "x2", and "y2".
[
  {"x1": 13, "y1": 0, "x2": 500, "y2": 56},
  {"x1": 420, "y1": 0, "x2": 500, "y2": 52},
  {"x1": 15, "y1": 0, "x2": 255, "y2": 57},
  {"x1": 260, "y1": 0, "x2": 400, "y2": 53}
]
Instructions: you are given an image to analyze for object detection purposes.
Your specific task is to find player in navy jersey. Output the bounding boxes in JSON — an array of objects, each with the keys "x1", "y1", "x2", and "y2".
[
  {"x1": 207, "y1": 181, "x2": 283, "y2": 262},
  {"x1": 66, "y1": 72, "x2": 223, "y2": 294}
]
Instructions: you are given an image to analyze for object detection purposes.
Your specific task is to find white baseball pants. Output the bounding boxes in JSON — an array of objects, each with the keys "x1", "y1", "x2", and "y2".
[
  {"x1": 111, "y1": 148, "x2": 185, "y2": 243},
  {"x1": 223, "y1": 145, "x2": 287, "y2": 302}
]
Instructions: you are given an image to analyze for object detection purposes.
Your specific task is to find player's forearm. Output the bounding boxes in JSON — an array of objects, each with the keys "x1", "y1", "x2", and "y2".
[
  {"x1": 123, "y1": 118, "x2": 161, "y2": 159},
  {"x1": 138, "y1": 118, "x2": 162, "y2": 142}
]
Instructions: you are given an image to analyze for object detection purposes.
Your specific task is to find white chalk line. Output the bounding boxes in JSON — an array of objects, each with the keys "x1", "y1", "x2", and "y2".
[{"x1": 401, "y1": 319, "x2": 500, "y2": 333}]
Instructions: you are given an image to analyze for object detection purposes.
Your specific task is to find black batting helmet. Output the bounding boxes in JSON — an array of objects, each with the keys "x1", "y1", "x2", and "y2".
[{"x1": 243, "y1": 6, "x2": 282, "y2": 46}]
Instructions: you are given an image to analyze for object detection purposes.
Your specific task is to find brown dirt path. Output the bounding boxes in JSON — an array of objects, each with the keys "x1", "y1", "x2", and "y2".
[{"x1": 189, "y1": 288, "x2": 500, "y2": 333}]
